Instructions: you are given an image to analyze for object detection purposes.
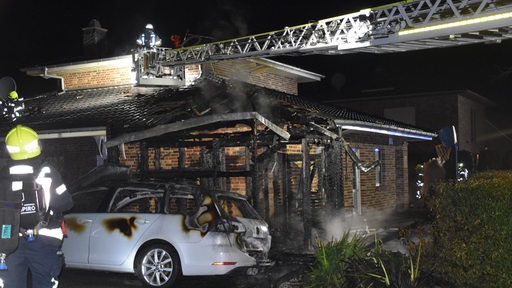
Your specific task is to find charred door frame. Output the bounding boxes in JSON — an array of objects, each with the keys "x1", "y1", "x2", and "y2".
[{"x1": 279, "y1": 137, "x2": 345, "y2": 249}]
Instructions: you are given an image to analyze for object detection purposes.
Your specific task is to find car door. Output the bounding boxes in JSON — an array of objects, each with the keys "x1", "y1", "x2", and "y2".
[
  {"x1": 63, "y1": 213, "x2": 98, "y2": 264},
  {"x1": 63, "y1": 188, "x2": 111, "y2": 265},
  {"x1": 88, "y1": 189, "x2": 162, "y2": 266}
]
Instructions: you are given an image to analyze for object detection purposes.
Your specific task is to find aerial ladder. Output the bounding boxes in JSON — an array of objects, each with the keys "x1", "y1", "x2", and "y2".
[{"x1": 134, "y1": 0, "x2": 512, "y2": 86}]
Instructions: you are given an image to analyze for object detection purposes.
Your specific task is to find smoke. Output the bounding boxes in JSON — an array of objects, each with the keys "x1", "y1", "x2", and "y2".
[
  {"x1": 316, "y1": 208, "x2": 397, "y2": 242},
  {"x1": 250, "y1": 89, "x2": 276, "y2": 118},
  {"x1": 330, "y1": 73, "x2": 346, "y2": 92},
  {"x1": 226, "y1": 79, "x2": 250, "y2": 113},
  {"x1": 196, "y1": 0, "x2": 249, "y2": 41}
]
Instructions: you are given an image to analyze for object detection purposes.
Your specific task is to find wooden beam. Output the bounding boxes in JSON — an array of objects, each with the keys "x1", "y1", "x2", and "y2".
[{"x1": 106, "y1": 112, "x2": 290, "y2": 148}]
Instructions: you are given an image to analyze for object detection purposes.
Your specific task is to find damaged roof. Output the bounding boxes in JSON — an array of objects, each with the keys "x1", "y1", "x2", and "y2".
[{"x1": 0, "y1": 80, "x2": 436, "y2": 142}]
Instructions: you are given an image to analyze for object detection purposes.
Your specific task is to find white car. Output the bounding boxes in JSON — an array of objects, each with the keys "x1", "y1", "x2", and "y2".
[{"x1": 62, "y1": 166, "x2": 271, "y2": 288}]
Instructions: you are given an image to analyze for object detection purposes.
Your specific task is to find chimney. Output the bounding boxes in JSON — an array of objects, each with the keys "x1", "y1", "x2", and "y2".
[{"x1": 82, "y1": 19, "x2": 108, "y2": 59}]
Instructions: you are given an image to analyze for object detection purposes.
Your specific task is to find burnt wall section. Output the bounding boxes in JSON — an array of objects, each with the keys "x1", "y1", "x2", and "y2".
[{"x1": 115, "y1": 121, "x2": 407, "y2": 251}]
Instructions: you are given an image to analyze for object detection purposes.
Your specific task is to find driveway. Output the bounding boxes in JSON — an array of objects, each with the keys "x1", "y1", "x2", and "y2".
[{"x1": 59, "y1": 260, "x2": 306, "y2": 288}]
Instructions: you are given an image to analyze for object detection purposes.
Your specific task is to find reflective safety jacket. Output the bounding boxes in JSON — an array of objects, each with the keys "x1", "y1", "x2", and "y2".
[
  {"x1": 4, "y1": 159, "x2": 73, "y2": 240},
  {"x1": 136, "y1": 30, "x2": 161, "y2": 50}
]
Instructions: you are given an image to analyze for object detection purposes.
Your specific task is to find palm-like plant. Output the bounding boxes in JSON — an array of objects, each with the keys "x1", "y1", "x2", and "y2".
[{"x1": 303, "y1": 232, "x2": 368, "y2": 288}]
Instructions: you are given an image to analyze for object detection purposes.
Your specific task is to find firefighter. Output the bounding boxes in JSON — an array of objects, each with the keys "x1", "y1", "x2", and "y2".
[
  {"x1": 170, "y1": 34, "x2": 181, "y2": 48},
  {"x1": 0, "y1": 90, "x2": 24, "y2": 121},
  {"x1": 135, "y1": 23, "x2": 162, "y2": 77},
  {"x1": 136, "y1": 23, "x2": 162, "y2": 50},
  {"x1": 0, "y1": 125, "x2": 73, "y2": 288}
]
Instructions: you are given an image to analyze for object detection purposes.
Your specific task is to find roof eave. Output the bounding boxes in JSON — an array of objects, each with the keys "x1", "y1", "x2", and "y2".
[
  {"x1": 248, "y1": 58, "x2": 324, "y2": 83},
  {"x1": 335, "y1": 119, "x2": 436, "y2": 140}
]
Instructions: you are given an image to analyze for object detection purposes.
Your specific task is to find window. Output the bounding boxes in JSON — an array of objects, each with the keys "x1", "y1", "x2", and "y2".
[
  {"x1": 375, "y1": 148, "x2": 382, "y2": 187},
  {"x1": 470, "y1": 108, "x2": 477, "y2": 143}
]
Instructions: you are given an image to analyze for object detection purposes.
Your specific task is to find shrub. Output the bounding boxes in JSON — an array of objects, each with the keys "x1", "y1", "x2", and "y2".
[
  {"x1": 362, "y1": 235, "x2": 432, "y2": 288},
  {"x1": 431, "y1": 170, "x2": 512, "y2": 287},
  {"x1": 303, "y1": 232, "x2": 368, "y2": 288},
  {"x1": 304, "y1": 232, "x2": 432, "y2": 288}
]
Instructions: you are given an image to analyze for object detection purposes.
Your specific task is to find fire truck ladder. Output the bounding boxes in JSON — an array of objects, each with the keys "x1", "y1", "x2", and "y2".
[{"x1": 135, "y1": 0, "x2": 512, "y2": 86}]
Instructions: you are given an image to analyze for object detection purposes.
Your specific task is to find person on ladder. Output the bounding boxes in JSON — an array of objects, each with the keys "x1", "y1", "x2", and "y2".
[
  {"x1": 136, "y1": 24, "x2": 162, "y2": 77},
  {"x1": 0, "y1": 125, "x2": 73, "y2": 288}
]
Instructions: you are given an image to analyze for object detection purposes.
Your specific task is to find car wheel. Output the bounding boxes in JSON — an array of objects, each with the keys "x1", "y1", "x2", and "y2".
[{"x1": 135, "y1": 244, "x2": 181, "y2": 288}]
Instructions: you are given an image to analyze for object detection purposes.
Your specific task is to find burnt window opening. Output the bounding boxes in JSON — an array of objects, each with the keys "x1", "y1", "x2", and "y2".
[
  {"x1": 167, "y1": 196, "x2": 198, "y2": 215},
  {"x1": 115, "y1": 196, "x2": 162, "y2": 213},
  {"x1": 111, "y1": 189, "x2": 164, "y2": 213}
]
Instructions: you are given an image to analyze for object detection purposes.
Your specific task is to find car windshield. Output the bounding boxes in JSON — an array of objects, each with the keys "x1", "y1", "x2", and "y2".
[{"x1": 216, "y1": 196, "x2": 261, "y2": 220}]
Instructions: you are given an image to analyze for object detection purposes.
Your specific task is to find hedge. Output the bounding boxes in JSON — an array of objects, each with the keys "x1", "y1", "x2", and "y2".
[{"x1": 431, "y1": 170, "x2": 512, "y2": 288}]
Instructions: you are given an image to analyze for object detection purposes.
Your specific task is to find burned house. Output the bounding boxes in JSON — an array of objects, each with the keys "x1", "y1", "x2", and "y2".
[{"x1": 0, "y1": 55, "x2": 435, "y2": 250}]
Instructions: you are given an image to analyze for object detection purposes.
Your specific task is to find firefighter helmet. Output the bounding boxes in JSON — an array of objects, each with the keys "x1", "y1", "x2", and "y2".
[
  {"x1": 9, "y1": 91, "x2": 18, "y2": 100},
  {"x1": 5, "y1": 124, "x2": 41, "y2": 160},
  {"x1": 145, "y1": 23, "x2": 154, "y2": 30}
]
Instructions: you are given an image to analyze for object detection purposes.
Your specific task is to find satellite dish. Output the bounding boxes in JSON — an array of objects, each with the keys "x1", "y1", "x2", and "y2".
[
  {"x1": 0, "y1": 76, "x2": 17, "y2": 101},
  {"x1": 439, "y1": 125, "x2": 457, "y2": 146}
]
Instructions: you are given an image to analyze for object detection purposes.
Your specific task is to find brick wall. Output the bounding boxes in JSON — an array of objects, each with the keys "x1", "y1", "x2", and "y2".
[
  {"x1": 59, "y1": 66, "x2": 133, "y2": 90},
  {"x1": 118, "y1": 133, "x2": 408, "y2": 213},
  {"x1": 119, "y1": 142, "x2": 250, "y2": 194},
  {"x1": 395, "y1": 143, "x2": 409, "y2": 210},
  {"x1": 54, "y1": 56, "x2": 298, "y2": 94},
  {"x1": 202, "y1": 61, "x2": 298, "y2": 95},
  {"x1": 341, "y1": 136, "x2": 406, "y2": 213},
  {"x1": 52, "y1": 57, "x2": 134, "y2": 90}
]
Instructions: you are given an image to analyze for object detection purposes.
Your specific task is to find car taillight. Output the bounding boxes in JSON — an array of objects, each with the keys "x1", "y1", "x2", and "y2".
[
  {"x1": 212, "y1": 261, "x2": 237, "y2": 266},
  {"x1": 215, "y1": 219, "x2": 246, "y2": 233}
]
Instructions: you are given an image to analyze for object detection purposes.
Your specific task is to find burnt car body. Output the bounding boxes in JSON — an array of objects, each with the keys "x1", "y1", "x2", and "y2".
[{"x1": 61, "y1": 165, "x2": 271, "y2": 288}]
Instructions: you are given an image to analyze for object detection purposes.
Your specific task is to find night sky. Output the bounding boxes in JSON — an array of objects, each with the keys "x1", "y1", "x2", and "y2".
[{"x1": 2, "y1": 0, "x2": 512, "y2": 116}]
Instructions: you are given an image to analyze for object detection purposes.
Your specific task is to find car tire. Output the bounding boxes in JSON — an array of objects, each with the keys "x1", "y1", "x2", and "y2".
[{"x1": 134, "y1": 244, "x2": 181, "y2": 288}]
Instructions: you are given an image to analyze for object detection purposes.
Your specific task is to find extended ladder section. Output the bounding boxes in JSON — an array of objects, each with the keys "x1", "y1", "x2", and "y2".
[{"x1": 135, "y1": 0, "x2": 512, "y2": 86}]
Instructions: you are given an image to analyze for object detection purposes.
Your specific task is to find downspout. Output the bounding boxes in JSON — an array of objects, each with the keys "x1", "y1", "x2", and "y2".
[{"x1": 40, "y1": 67, "x2": 65, "y2": 94}]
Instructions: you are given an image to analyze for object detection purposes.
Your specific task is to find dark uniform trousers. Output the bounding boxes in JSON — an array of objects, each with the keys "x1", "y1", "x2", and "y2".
[{"x1": 3, "y1": 235, "x2": 63, "y2": 288}]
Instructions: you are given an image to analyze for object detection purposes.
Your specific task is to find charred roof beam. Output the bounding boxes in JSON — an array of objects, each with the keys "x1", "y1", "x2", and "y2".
[{"x1": 105, "y1": 112, "x2": 290, "y2": 148}]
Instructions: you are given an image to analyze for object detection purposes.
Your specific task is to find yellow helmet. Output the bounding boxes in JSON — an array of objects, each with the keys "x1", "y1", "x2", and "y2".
[
  {"x1": 5, "y1": 125, "x2": 41, "y2": 160},
  {"x1": 9, "y1": 91, "x2": 18, "y2": 100}
]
